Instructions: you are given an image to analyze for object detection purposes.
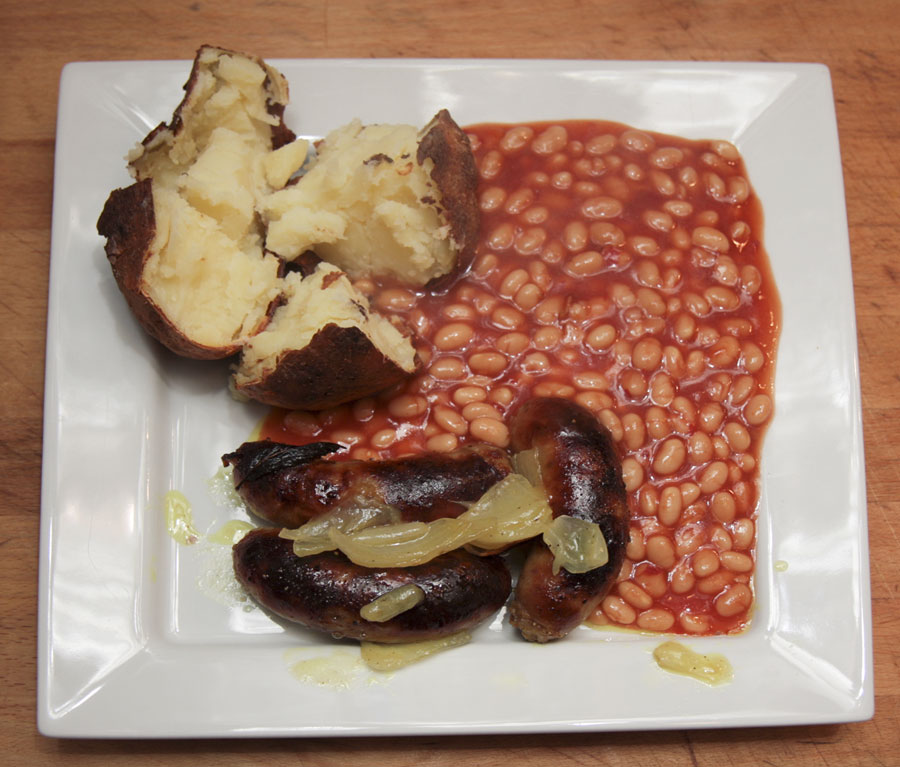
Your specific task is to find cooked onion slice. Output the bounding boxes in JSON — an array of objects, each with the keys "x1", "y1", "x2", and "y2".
[
  {"x1": 360, "y1": 584, "x2": 425, "y2": 622},
  {"x1": 542, "y1": 515, "x2": 609, "y2": 575},
  {"x1": 464, "y1": 473, "x2": 552, "y2": 551},
  {"x1": 278, "y1": 498, "x2": 401, "y2": 557}
]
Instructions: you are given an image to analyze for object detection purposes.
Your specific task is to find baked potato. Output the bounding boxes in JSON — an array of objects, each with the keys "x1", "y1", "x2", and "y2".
[
  {"x1": 262, "y1": 109, "x2": 479, "y2": 289},
  {"x1": 97, "y1": 45, "x2": 309, "y2": 359},
  {"x1": 232, "y1": 262, "x2": 418, "y2": 410}
]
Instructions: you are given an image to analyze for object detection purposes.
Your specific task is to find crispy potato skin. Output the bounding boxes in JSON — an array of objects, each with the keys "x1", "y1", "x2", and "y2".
[
  {"x1": 507, "y1": 398, "x2": 630, "y2": 642},
  {"x1": 97, "y1": 179, "x2": 247, "y2": 359},
  {"x1": 417, "y1": 110, "x2": 481, "y2": 291},
  {"x1": 233, "y1": 323, "x2": 419, "y2": 410},
  {"x1": 233, "y1": 529, "x2": 512, "y2": 642},
  {"x1": 223, "y1": 441, "x2": 513, "y2": 527}
]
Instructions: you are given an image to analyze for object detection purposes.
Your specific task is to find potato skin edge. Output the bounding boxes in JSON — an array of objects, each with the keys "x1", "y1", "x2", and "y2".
[{"x1": 234, "y1": 322, "x2": 420, "y2": 410}]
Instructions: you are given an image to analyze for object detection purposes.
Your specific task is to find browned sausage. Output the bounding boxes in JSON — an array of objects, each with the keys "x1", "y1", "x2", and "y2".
[
  {"x1": 233, "y1": 528, "x2": 512, "y2": 642},
  {"x1": 507, "y1": 397, "x2": 629, "y2": 642},
  {"x1": 223, "y1": 441, "x2": 512, "y2": 527}
]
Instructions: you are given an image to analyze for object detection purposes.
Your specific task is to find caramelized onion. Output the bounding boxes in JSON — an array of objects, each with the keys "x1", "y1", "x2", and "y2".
[
  {"x1": 465, "y1": 473, "x2": 552, "y2": 551},
  {"x1": 542, "y1": 515, "x2": 609, "y2": 574},
  {"x1": 359, "y1": 584, "x2": 425, "y2": 622}
]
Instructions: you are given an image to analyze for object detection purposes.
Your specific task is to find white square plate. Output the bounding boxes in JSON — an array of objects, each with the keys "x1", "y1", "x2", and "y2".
[{"x1": 39, "y1": 59, "x2": 871, "y2": 737}]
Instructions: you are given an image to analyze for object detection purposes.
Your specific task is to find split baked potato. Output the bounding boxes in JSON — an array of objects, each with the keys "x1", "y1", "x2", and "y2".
[{"x1": 97, "y1": 45, "x2": 480, "y2": 410}]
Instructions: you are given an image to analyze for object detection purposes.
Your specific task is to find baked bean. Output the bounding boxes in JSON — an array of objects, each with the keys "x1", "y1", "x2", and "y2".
[
  {"x1": 670, "y1": 561, "x2": 695, "y2": 594},
  {"x1": 466, "y1": 351, "x2": 506, "y2": 377},
  {"x1": 425, "y1": 433, "x2": 458, "y2": 453},
  {"x1": 646, "y1": 535, "x2": 677, "y2": 569},
  {"x1": 586, "y1": 134, "x2": 616, "y2": 154},
  {"x1": 503, "y1": 187, "x2": 534, "y2": 216},
  {"x1": 563, "y1": 221, "x2": 589, "y2": 251},
  {"x1": 733, "y1": 481, "x2": 754, "y2": 511},
  {"x1": 711, "y1": 435, "x2": 730, "y2": 460},
  {"x1": 461, "y1": 402, "x2": 502, "y2": 421},
  {"x1": 731, "y1": 519, "x2": 755, "y2": 550},
  {"x1": 521, "y1": 351, "x2": 551, "y2": 375},
  {"x1": 574, "y1": 391, "x2": 613, "y2": 412},
  {"x1": 710, "y1": 525, "x2": 733, "y2": 551},
  {"x1": 540, "y1": 239, "x2": 565, "y2": 265},
  {"x1": 638, "y1": 485, "x2": 659, "y2": 515},
  {"x1": 620, "y1": 129, "x2": 655, "y2": 153},
  {"x1": 499, "y1": 268, "x2": 530, "y2": 298},
  {"x1": 680, "y1": 482, "x2": 701, "y2": 506},
  {"x1": 699, "y1": 402, "x2": 725, "y2": 433},
  {"x1": 710, "y1": 491, "x2": 737, "y2": 524},
  {"x1": 645, "y1": 406, "x2": 670, "y2": 440},
  {"x1": 629, "y1": 236, "x2": 660, "y2": 257},
  {"x1": 491, "y1": 305, "x2": 526, "y2": 329},
  {"x1": 708, "y1": 335, "x2": 741, "y2": 368},
  {"x1": 551, "y1": 171, "x2": 573, "y2": 189},
  {"x1": 698, "y1": 461, "x2": 729, "y2": 494},
  {"x1": 588, "y1": 222, "x2": 626, "y2": 247},
  {"x1": 531, "y1": 125, "x2": 568, "y2": 154},
  {"x1": 626, "y1": 525, "x2": 646, "y2": 559},
  {"x1": 495, "y1": 332, "x2": 529, "y2": 355},
  {"x1": 514, "y1": 227, "x2": 548, "y2": 255},
  {"x1": 622, "y1": 457, "x2": 644, "y2": 492},
  {"x1": 635, "y1": 566, "x2": 667, "y2": 598},
  {"x1": 567, "y1": 250, "x2": 604, "y2": 276},
  {"x1": 522, "y1": 206, "x2": 549, "y2": 224},
  {"x1": 619, "y1": 581, "x2": 653, "y2": 610},
  {"x1": 602, "y1": 595, "x2": 637, "y2": 625},
  {"x1": 720, "y1": 551, "x2": 753, "y2": 573},
  {"x1": 531, "y1": 326, "x2": 561, "y2": 350},
  {"x1": 744, "y1": 393, "x2": 773, "y2": 426},
  {"x1": 499, "y1": 125, "x2": 535, "y2": 153},
  {"x1": 441, "y1": 303, "x2": 477, "y2": 322},
  {"x1": 479, "y1": 186, "x2": 507, "y2": 213},
  {"x1": 658, "y1": 486, "x2": 682, "y2": 526},
  {"x1": 648, "y1": 372, "x2": 674, "y2": 406},
  {"x1": 684, "y1": 291, "x2": 711, "y2": 317},
  {"x1": 675, "y1": 523, "x2": 707, "y2": 557},
  {"x1": 653, "y1": 438, "x2": 686, "y2": 475},
  {"x1": 670, "y1": 227, "x2": 691, "y2": 250},
  {"x1": 714, "y1": 583, "x2": 753, "y2": 617},
  {"x1": 468, "y1": 417, "x2": 509, "y2": 447},
  {"x1": 632, "y1": 337, "x2": 663, "y2": 370},
  {"x1": 723, "y1": 422, "x2": 751, "y2": 451},
  {"x1": 598, "y1": 409, "x2": 624, "y2": 441},
  {"x1": 582, "y1": 196, "x2": 624, "y2": 219},
  {"x1": 452, "y1": 386, "x2": 487, "y2": 406},
  {"x1": 679, "y1": 611, "x2": 711, "y2": 634},
  {"x1": 533, "y1": 381, "x2": 576, "y2": 398},
  {"x1": 742, "y1": 342, "x2": 766, "y2": 373},
  {"x1": 697, "y1": 570, "x2": 733, "y2": 595},
  {"x1": 691, "y1": 549, "x2": 720, "y2": 578},
  {"x1": 433, "y1": 322, "x2": 474, "y2": 351},
  {"x1": 620, "y1": 368, "x2": 648, "y2": 398},
  {"x1": 432, "y1": 405, "x2": 467, "y2": 436},
  {"x1": 687, "y1": 432, "x2": 713, "y2": 464},
  {"x1": 573, "y1": 371, "x2": 608, "y2": 390},
  {"x1": 705, "y1": 285, "x2": 740, "y2": 311},
  {"x1": 637, "y1": 609, "x2": 676, "y2": 632},
  {"x1": 351, "y1": 397, "x2": 376, "y2": 423},
  {"x1": 585, "y1": 323, "x2": 617, "y2": 351},
  {"x1": 622, "y1": 413, "x2": 646, "y2": 450},
  {"x1": 488, "y1": 386, "x2": 514, "y2": 407},
  {"x1": 532, "y1": 295, "x2": 565, "y2": 325},
  {"x1": 479, "y1": 149, "x2": 503, "y2": 179},
  {"x1": 284, "y1": 410, "x2": 320, "y2": 437},
  {"x1": 429, "y1": 357, "x2": 466, "y2": 380},
  {"x1": 371, "y1": 427, "x2": 399, "y2": 449},
  {"x1": 388, "y1": 395, "x2": 427, "y2": 419},
  {"x1": 643, "y1": 209, "x2": 675, "y2": 232},
  {"x1": 741, "y1": 264, "x2": 762, "y2": 293}
]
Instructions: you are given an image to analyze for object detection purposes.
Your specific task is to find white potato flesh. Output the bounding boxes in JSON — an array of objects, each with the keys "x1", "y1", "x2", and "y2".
[{"x1": 263, "y1": 120, "x2": 455, "y2": 286}]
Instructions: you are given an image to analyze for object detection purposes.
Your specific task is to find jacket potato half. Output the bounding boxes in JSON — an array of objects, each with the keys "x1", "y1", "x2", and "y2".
[{"x1": 232, "y1": 262, "x2": 419, "y2": 410}]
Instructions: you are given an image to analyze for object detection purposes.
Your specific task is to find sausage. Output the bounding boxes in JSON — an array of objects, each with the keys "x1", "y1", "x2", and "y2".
[
  {"x1": 233, "y1": 528, "x2": 512, "y2": 642},
  {"x1": 223, "y1": 441, "x2": 512, "y2": 527},
  {"x1": 507, "y1": 397, "x2": 629, "y2": 642}
]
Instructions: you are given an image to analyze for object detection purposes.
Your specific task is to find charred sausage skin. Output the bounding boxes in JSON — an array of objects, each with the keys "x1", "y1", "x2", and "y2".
[
  {"x1": 233, "y1": 528, "x2": 512, "y2": 642},
  {"x1": 223, "y1": 441, "x2": 512, "y2": 527},
  {"x1": 508, "y1": 397, "x2": 629, "y2": 642}
]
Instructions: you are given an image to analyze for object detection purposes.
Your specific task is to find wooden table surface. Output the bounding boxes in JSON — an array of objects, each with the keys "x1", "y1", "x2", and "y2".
[{"x1": 2, "y1": 0, "x2": 898, "y2": 763}]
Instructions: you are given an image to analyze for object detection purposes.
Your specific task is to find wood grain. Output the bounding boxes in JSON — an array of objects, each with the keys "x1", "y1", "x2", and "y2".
[{"x1": 1, "y1": 0, "x2": 898, "y2": 763}]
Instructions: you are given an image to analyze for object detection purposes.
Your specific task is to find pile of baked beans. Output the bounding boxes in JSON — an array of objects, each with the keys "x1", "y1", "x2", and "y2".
[{"x1": 261, "y1": 120, "x2": 780, "y2": 637}]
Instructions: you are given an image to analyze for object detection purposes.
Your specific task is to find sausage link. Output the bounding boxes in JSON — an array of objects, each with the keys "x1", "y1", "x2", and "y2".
[
  {"x1": 223, "y1": 441, "x2": 512, "y2": 526},
  {"x1": 507, "y1": 397, "x2": 629, "y2": 642},
  {"x1": 233, "y1": 528, "x2": 512, "y2": 642}
]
